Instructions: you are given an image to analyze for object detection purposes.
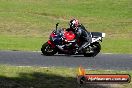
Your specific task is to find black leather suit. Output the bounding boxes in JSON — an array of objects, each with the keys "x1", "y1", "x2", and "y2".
[{"x1": 66, "y1": 24, "x2": 91, "y2": 51}]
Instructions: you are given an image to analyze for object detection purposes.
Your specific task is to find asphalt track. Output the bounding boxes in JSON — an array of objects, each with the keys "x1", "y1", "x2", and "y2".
[{"x1": 0, "y1": 51, "x2": 132, "y2": 70}]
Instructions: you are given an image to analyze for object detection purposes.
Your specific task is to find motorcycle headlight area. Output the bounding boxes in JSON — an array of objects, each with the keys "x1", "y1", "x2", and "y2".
[{"x1": 52, "y1": 36, "x2": 62, "y2": 45}]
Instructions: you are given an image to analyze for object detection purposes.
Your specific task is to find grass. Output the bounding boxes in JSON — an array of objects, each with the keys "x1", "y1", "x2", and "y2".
[
  {"x1": 0, "y1": 35, "x2": 46, "y2": 51},
  {"x1": 0, "y1": 65, "x2": 131, "y2": 88},
  {"x1": 0, "y1": 1, "x2": 131, "y2": 88},
  {"x1": 102, "y1": 38, "x2": 132, "y2": 54},
  {"x1": 0, "y1": 0, "x2": 132, "y2": 53},
  {"x1": 0, "y1": 35, "x2": 132, "y2": 53}
]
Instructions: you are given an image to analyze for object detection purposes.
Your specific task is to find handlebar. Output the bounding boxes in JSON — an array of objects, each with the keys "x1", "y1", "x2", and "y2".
[{"x1": 55, "y1": 23, "x2": 59, "y2": 34}]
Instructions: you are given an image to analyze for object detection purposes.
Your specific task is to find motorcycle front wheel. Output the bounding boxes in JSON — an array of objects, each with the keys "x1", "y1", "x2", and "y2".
[{"x1": 41, "y1": 42, "x2": 57, "y2": 56}]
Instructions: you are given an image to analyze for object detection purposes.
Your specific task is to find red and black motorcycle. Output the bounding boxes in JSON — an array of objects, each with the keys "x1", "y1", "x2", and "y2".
[{"x1": 41, "y1": 23, "x2": 105, "y2": 57}]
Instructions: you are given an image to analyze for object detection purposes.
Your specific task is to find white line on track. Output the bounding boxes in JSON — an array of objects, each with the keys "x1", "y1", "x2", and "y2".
[{"x1": 16, "y1": 66, "x2": 49, "y2": 68}]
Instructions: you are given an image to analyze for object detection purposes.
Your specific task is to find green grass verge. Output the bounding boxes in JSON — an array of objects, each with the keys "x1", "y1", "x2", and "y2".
[
  {"x1": 102, "y1": 38, "x2": 132, "y2": 54},
  {"x1": 0, "y1": 35, "x2": 132, "y2": 54},
  {"x1": 0, "y1": 65, "x2": 131, "y2": 88},
  {"x1": 0, "y1": 35, "x2": 46, "y2": 51},
  {"x1": 0, "y1": 0, "x2": 131, "y2": 53}
]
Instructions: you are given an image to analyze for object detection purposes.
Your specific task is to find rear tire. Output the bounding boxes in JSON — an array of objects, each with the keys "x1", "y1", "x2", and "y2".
[
  {"x1": 41, "y1": 42, "x2": 57, "y2": 56},
  {"x1": 83, "y1": 42, "x2": 101, "y2": 57}
]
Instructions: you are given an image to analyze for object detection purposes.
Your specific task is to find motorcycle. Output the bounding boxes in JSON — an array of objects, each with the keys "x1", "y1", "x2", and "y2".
[{"x1": 41, "y1": 23, "x2": 105, "y2": 57}]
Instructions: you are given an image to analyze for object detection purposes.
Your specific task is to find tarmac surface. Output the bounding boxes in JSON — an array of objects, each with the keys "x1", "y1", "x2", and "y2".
[{"x1": 0, "y1": 51, "x2": 132, "y2": 70}]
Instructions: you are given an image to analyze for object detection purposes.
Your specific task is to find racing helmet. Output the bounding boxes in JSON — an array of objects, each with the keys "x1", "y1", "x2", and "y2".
[{"x1": 69, "y1": 19, "x2": 79, "y2": 30}]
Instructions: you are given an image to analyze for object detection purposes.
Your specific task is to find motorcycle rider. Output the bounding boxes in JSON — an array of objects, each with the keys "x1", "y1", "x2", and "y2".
[{"x1": 66, "y1": 19, "x2": 91, "y2": 52}]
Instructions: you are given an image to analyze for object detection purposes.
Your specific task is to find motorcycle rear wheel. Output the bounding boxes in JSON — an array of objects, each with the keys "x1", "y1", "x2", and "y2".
[
  {"x1": 41, "y1": 42, "x2": 57, "y2": 56},
  {"x1": 83, "y1": 42, "x2": 101, "y2": 57}
]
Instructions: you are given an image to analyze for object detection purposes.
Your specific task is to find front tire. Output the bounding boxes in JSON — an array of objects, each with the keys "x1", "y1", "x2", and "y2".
[
  {"x1": 41, "y1": 42, "x2": 57, "y2": 56},
  {"x1": 83, "y1": 42, "x2": 101, "y2": 57}
]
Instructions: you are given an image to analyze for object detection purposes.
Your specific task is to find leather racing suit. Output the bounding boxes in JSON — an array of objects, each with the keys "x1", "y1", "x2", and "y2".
[{"x1": 66, "y1": 24, "x2": 91, "y2": 52}]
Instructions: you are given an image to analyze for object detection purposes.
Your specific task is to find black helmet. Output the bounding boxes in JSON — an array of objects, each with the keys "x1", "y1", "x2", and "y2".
[{"x1": 69, "y1": 19, "x2": 79, "y2": 29}]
